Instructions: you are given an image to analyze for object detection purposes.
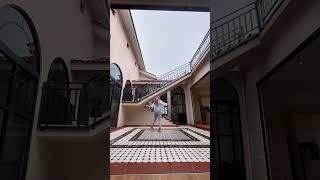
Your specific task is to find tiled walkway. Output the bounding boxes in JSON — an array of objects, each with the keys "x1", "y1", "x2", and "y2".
[{"x1": 110, "y1": 126, "x2": 210, "y2": 174}]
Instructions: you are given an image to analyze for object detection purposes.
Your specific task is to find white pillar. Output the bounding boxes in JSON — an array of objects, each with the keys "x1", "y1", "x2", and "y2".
[
  {"x1": 167, "y1": 91, "x2": 171, "y2": 119},
  {"x1": 182, "y1": 84, "x2": 195, "y2": 125}
]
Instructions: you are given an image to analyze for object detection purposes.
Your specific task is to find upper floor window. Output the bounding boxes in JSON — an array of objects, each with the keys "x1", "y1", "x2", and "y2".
[
  {"x1": 48, "y1": 58, "x2": 69, "y2": 82},
  {"x1": 110, "y1": 63, "x2": 122, "y2": 84},
  {"x1": 0, "y1": 6, "x2": 40, "y2": 73}
]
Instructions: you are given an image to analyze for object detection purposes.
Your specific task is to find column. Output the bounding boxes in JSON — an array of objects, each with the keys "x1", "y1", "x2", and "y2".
[
  {"x1": 167, "y1": 91, "x2": 171, "y2": 120},
  {"x1": 182, "y1": 84, "x2": 195, "y2": 125}
]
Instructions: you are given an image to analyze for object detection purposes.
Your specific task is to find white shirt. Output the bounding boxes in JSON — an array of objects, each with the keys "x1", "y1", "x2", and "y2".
[{"x1": 150, "y1": 100, "x2": 168, "y2": 113}]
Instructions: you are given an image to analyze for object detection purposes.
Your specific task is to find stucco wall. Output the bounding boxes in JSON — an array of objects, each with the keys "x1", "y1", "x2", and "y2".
[
  {"x1": 0, "y1": 1, "x2": 108, "y2": 179},
  {"x1": 110, "y1": 9, "x2": 141, "y2": 127}
]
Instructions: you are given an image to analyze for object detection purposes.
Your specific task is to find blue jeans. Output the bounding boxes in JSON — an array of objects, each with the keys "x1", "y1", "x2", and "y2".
[{"x1": 153, "y1": 111, "x2": 162, "y2": 129}]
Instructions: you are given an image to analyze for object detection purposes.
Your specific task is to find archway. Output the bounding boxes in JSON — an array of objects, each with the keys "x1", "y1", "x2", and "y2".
[
  {"x1": 0, "y1": 6, "x2": 40, "y2": 179},
  {"x1": 171, "y1": 87, "x2": 187, "y2": 125},
  {"x1": 47, "y1": 58, "x2": 69, "y2": 82},
  {"x1": 212, "y1": 79, "x2": 246, "y2": 180},
  {"x1": 43, "y1": 58, "x2": 70, "y2": 125},
  {"x1": 110, "y1": 63, "x2": 122, "y2": 127},
  {"x1": 122, "y1": 80, "x2": 132, "y2": 102}
]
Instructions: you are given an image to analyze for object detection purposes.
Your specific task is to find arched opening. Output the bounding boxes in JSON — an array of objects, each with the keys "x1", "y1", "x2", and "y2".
[
  {"x1": 122, "y1": 80, "x2": 132, "y2": 102},
  {"x1": 43, "y1": 58, "x2": 70, "y2": 125},
  {"x1": 47, "y1": 58, "x2": 69, "y2": 82},
  {"x1": 0, "y1": 6, "x2": 40, "y2": 179},
  {"x1": 171, "y1": 87, "x2": 187, "y2": 125},
  {"x1": 212, "y1": 79, "x2": 246, "y2": 180},
  {"x1": 110, "y1": 63, "x2": 122, "y2": 127}
]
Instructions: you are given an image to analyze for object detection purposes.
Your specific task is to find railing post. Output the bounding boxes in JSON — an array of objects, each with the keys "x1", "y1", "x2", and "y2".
[{"x1": 255, "y1": 1, "x2": 262, "y2": 30}]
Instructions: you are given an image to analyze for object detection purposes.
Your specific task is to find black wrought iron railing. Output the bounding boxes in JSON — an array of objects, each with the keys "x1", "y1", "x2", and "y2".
[
  {"x1": 211, "y1": 2, "x2": 259, "y2": 58},
  {"x1": 257, "y1": 0, "x2": 285, "y2": 28},
  {"x1": 123, "y1": 30, "x2": 210, "y2": 103},
  {"x1": 190, "y1": 30, "x2": 210, "y2": 69},
  {"x1": 123, "y1": 0, "x2": 284, "y2": 103},
  {"x1": 38, "y1": 79, "x2": 109, "y2": 130}
]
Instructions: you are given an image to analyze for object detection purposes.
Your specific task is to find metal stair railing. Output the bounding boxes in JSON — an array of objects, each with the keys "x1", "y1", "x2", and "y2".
[
  {"x1": 122, "y1": 0, "x2": 285, "y2": 103},
  {"x1": 123, "y1": 29, "x2": 210, "y2": 103},
  {"x1": 210, "y1": 0, "x2": 285, "y2": 60}
]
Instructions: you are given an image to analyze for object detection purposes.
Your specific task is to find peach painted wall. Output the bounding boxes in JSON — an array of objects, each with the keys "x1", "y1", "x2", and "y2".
[{"x1": 110, "y1": 9, "x2": 141, "y2": 127}]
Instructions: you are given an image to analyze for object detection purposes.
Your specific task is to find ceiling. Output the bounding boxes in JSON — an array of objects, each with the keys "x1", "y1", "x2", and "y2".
[{"x1": 191, "y1": 74, "x2": 209, "y2": 96}]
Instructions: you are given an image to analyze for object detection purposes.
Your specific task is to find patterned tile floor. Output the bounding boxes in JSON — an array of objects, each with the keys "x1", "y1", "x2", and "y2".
[{"x1": 110, "y1": 126, "x2": 210, "y2": 174}]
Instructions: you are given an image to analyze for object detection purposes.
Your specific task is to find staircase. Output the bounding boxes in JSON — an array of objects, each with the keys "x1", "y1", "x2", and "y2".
[
  {"x1": 122, "y1": 30, "x2": 210, "y2": 105},
  {"x1": 122, "y1": 0, "x2": 285, "y2": 106}
]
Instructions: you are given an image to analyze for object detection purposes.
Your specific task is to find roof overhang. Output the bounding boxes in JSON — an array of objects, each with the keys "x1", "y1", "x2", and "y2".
[
  {"x1": 139, "y1": 70, "x2": 157, "y2": 79},
  {"x1": 71, "y1": 58, "x2": 109, "y2": 71}
]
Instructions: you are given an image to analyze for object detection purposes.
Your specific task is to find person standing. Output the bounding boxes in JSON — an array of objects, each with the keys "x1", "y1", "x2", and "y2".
[{"x1": 145, "y1": 96, "x2": 170, "y2": 132}]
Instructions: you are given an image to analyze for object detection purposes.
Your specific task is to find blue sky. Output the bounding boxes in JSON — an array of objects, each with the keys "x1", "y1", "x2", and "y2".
[{"x1": 131, "y1": 10, "x2": 210, "y2": 76}]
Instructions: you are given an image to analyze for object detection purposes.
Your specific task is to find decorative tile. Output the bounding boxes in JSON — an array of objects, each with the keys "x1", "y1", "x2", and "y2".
[{"x1": 110, "y1": 126, "x2": 210, "y2": 163}]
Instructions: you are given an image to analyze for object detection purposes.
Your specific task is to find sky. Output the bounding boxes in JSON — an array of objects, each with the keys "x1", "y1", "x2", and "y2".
[{"x1": 131, "y1": 10, "x2": 210, "y2": 76}]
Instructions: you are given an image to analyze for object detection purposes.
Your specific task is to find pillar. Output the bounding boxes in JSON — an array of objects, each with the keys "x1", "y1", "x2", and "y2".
[
  {"x1": 167, "y1": 90, "x2": 172, "y2": 119},
  {"x1": 182, "y1": 84, "x2": 195, "y2": 125}
]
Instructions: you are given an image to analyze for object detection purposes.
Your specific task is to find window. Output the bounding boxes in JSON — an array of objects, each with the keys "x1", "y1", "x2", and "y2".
[
  {"x1": 127, "y1": 43, "x2": 130, "y2": 48},
  {"x1": 48, "y1": 58, "x2": 69, "y2": 82},
  {"x1": 110, "y1": 63, "x2": 122, "y2": 84},
  {"x1": 0, "y1": 6, "x2": 40, "y2": 179},
  {"x1": 212, "y1": 79, "x2": 246, "y2": 180},
  {"x1": 110, "y1": 63, "x2": 122, "y2": 127}
]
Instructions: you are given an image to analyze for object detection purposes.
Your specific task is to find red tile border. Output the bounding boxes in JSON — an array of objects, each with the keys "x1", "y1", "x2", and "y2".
[
  {"x1": 110, "y1": 162, "x2": 210, "y2": 175},
  {"x1": 192, "y1": 124, "x2": 210, "y2": 131}
]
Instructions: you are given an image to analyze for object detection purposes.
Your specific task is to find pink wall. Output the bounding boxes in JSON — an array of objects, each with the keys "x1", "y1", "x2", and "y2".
[{"x1": 110, "y1": 10, "x2": 142, "y2": 127}]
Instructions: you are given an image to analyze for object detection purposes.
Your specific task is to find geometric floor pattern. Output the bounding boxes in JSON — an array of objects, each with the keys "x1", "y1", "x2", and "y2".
[{"x1": 110, "y1": 126, "x2": 210, "y2": 163}]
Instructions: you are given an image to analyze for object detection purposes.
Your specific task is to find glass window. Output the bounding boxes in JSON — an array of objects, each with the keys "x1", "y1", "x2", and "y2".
[
  {"x1": 0, "y1": 6, "x2": 39, "y2": 180},
  {"x1": 110, "y1": 63, "x2": 122, "y2": 84},
  {"x1": 48, "y1": 58, "x2": 69, "y2": 82},
  {"x1": 0, "y1": 6, "x2": 38, "y2": 72},
  {"x1": 0, "y1": 52, "x2": 13, "y2": 106}
]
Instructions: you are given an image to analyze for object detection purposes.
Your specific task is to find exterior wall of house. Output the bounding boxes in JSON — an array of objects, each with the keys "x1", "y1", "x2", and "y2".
[
  {"x1": 0, "y1": 1, "x2": 108, "y2": 179},
  {"x1": 110, "y1": 9, "x2": 143, "y2": 127},
  {"x1": 122, "y1": 52, "x2": 210, "y2": 126}
]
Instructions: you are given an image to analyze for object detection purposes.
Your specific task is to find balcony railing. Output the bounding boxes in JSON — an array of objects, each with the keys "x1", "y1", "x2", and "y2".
[
  {"x1": 122, "y1": 0, "x2": 284, "y2": 103},
  {"x1": 257, "y1": 0, "x2": 285, "y2": 28},
  {"x1": 123, "y1": 30, "x2": 210, "y2": 103},
  {"x1": 38, "y1": 79, "x2": 109, "y2": 130},
  {"x1": 210, "y1": 0, "x2": 284, "y2": 60},
  {"x1": 211, "y1": 2, "x2": 260, "y2": 59}
]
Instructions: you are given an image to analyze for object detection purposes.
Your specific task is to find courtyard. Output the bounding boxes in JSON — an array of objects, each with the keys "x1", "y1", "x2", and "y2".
[{"x1": 110, "y1": 126, "x2": 210, "y2": 174}]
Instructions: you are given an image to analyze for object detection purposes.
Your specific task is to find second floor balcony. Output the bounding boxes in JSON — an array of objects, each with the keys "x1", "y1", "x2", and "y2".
[{"x1": 38, "y1": 77, "x2": 109, "y2": 130}]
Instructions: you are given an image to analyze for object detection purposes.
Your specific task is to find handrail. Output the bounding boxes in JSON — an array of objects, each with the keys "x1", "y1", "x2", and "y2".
[
  {"x1": 257, "y1": 0, "x2": 284, "y2": 28},
  {"x1": 123, "y1": 29, "x2": 210, "y2": 103},
  {"x1": 210, "y1": 0, "x2": 284, "y2": 60},
  {"x1": 211, "y1": 2, "x2": 257, "y2": 25},
  {"x1": 38, "y1": 80, "x2": 109, "y2": 130},
  {"x1": 123, "y1": 0, "x2": 285, "y2": 103}
]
